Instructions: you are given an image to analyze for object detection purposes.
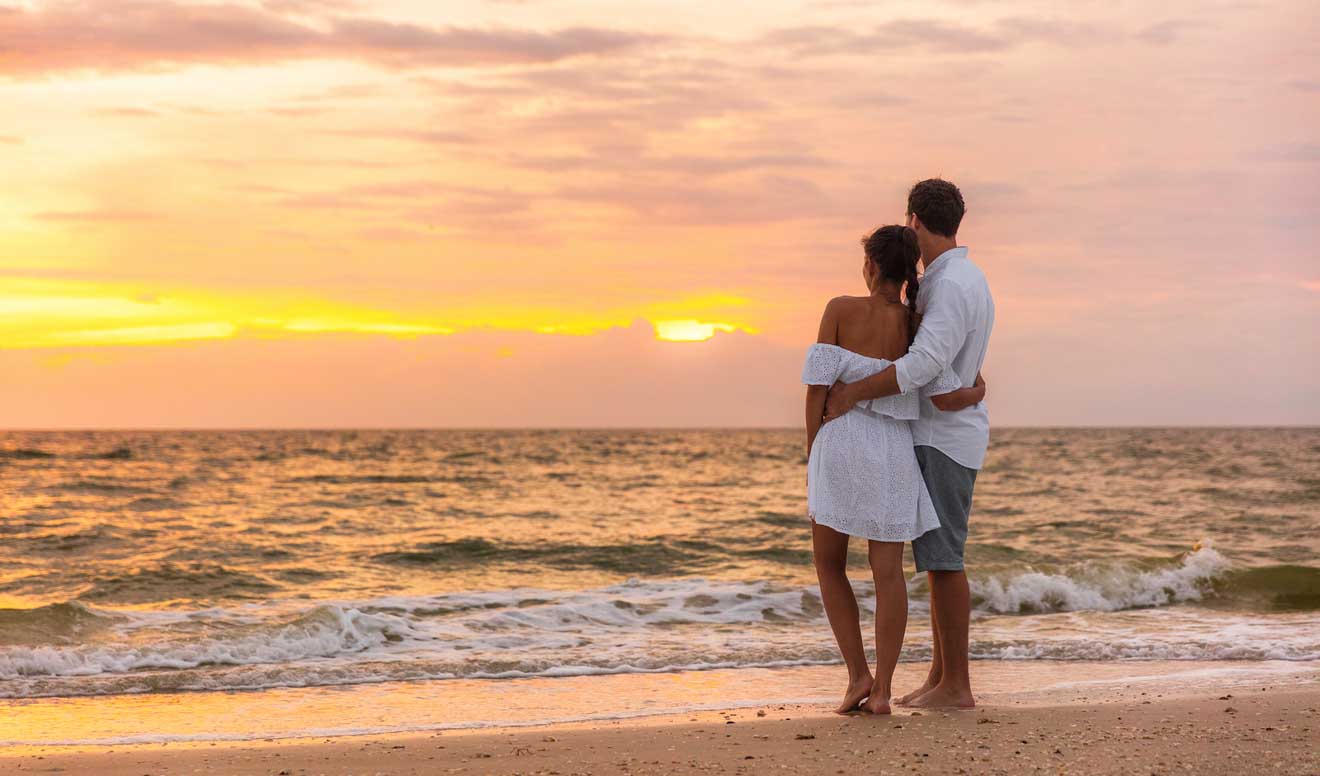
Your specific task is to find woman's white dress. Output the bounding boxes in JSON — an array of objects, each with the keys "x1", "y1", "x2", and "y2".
[{"x1": 802, "y1": 343, "x2": 962, "y2": 543}]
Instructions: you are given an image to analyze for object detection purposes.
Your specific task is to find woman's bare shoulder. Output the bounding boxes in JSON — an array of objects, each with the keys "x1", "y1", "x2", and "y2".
[{"x1": 824, "y1": 295, "x2": 870, "y2": 311}]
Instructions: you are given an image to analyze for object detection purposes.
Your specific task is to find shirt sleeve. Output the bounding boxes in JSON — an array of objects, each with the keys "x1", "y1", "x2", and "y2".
[{"x1": 893, "y1": 279, "x2": 970, "y2": 394}]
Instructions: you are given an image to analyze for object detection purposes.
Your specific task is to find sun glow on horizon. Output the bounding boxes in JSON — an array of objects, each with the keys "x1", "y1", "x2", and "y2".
[
  {"x1": 652, "y1": 319, "x2": 747, "y2": 342},
  {"x1": 0, "y1": 279, "x2": 764, "y2": 350}
]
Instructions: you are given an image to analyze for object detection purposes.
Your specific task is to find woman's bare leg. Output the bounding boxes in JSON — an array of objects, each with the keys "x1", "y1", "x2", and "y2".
[
  {"x1": 811, "y1": 521, "x2": 872, "y2": 713},
  {"x1": 861, "y1": 541, "x2": 907, "y2": 715}
]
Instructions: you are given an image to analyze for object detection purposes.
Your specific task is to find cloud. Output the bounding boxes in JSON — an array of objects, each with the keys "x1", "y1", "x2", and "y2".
[
  {"x1": 995, "y1": 17, "x2": 1113, "y2": 45},
  {"x1": 764, "y1": 21, "x2": 1001, "y2": 54},
  {"x1": 1134, "y1": 19, "x2": 1205, "y2": 45},
  {"x1": 267, "y1": 105, "x2": 329, "y2": 117},
  {"x1": 1248, "y1": 143, "x2": 1320, "y2": 163},
  {"x1": 260, "y1": 178, "x2": 537, "y2": 234},
  {"x1": 330, "y1": 18, "x2": 655, "y2": 67},
  {"x1": 319, "y1": 127, "x2": 476, "y2": 145},
  {"x1": 30, "y1": 209, "x2": 162, "y2": 222},
  {"x1": 553, "y1": 174, "x2": 836, "y2": 225},
  {"x1": 259, "y1": 0, "x2": 363, "y2": 13},
  {"x1": 91, "y1": 107, "x2": 161, "y2": 117},
  {"x1": 0, "y1": 1, "x2": 654, "y2": 77},
  {"x1": 290, "y1": 81, "x2": 386, "y2": 101},
  {"x1": 761, "y1": 17, "x2": 1111, "y2": 56},
  {"x1": 507, "y1": 149, "x2": 831, "y2": 176},
  {"x1": 413, "y1": 54, "x2": 770, "y2": 136}
]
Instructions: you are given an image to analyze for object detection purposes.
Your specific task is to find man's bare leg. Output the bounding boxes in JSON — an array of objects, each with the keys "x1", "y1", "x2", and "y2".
[
  {"x1": 811, "y1": 521, "x2": 874, "y2": 714},
  {"x1": 895, "y1": 585, "x2": 942, "y2": 705},
  {"x1": 861, "y1": 541, "x2": 906, "y2": 715},
  {"x1": 908, "y1": 569, "x2": 974, "y2": 709}
]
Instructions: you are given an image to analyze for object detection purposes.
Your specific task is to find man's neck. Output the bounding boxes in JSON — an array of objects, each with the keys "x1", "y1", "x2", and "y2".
[{"x1": 919, "y1": 237, "x2": 959, "y2": 270}]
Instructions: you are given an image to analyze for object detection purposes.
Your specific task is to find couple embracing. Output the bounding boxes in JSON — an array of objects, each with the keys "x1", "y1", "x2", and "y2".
[{"x1": 804, "y1": 178, "x2": 994, "y2": 714}]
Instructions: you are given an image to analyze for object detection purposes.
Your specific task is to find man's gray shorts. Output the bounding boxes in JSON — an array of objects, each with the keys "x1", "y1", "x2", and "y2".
[{"x1": 911, "y1": 445, "x2": 978, "y2": 573}]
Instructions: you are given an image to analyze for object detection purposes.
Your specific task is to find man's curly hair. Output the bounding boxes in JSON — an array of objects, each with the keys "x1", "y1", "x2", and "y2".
[{"x1": 906, "y1": 179, "x2": 965, "y2": 238}]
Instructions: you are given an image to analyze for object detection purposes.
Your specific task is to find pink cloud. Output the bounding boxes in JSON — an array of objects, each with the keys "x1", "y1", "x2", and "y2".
[
  {"x1": 0, "y1": 1, "x2": 653, "y2": 77},
  {"x1": 762, "y1": 17, "x2": 1111, "y2": 56}
]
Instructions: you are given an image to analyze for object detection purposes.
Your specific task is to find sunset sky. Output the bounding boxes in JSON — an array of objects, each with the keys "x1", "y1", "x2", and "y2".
[{"x1": 2, "y1": 0, "x2": 1316, "y2": 427}]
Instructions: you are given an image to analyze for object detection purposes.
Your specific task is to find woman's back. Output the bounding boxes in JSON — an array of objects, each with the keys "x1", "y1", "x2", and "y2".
[{"x1": 829, "y1": 297, "x2": 911, "y2": 362}]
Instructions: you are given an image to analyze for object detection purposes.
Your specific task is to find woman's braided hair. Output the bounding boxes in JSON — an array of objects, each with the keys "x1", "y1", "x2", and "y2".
[{"x1": 860, "y1": 225, "x2": 921, "y2": 346}]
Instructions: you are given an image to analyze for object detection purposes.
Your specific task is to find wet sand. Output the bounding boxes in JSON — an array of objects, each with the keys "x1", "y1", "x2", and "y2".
[{"x1": 4, "y1": 681, "x2": 1316, "y2": 775}]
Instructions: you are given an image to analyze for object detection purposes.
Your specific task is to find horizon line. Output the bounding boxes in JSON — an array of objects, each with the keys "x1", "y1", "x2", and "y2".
[{"x1": 3, "y1": 424, "x2": 1317, "y2": 432}]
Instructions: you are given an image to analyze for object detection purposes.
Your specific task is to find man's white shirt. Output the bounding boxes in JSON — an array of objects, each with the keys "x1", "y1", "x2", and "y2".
[{"x1": 867, "y1": 246, "x2": 994, "y2": 470}]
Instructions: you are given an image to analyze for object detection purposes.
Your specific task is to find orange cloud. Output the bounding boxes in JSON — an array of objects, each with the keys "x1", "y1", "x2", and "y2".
[
  {"x1": 31, "y1": 209, "x2": 161, "y2": 223},
  {"x1": 0, "y1": 278, "x2": 762, "y2": 349}
]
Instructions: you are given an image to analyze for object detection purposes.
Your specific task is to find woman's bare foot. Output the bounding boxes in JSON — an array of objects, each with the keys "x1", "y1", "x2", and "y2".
[
  {"x1": 894, "y1": 679, "x2": 938, "y2": 706},
  {"x1": 861, "y1": 693, "x2": 892, "y2": 715},
  {"x1": 905, "y1": 684, "x2": 975, "y2": 710},
  {"x1": 834, "y1": 676, "x2": 874, "y2": 714}
]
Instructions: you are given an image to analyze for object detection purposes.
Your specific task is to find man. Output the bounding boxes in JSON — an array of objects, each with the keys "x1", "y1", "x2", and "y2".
[{"x1": 822, "y1": 178, "x2": 994, "y2": 709}]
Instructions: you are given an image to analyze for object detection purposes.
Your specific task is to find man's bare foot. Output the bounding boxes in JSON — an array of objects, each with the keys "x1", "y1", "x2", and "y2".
[
  {"x1": 834, "y1": 676, "x2": 874, "y2": 714},
  {"x1": 894, "y1": 679, "x2": 939, "y2": 706},
  {"x1": 906, "y1": 684, "x2": 975, "y2": 710},
  {"x1": 861, "y1": 693, "x2": 892, "y2": 715}
]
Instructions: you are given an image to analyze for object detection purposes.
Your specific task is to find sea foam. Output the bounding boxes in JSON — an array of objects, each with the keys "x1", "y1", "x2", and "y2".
[{"x1": 970, "y1": 546, "x2": 1232, "y2": 614}]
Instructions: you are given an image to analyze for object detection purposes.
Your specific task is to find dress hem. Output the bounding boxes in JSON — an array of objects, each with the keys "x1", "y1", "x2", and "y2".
[{"x1": 807, "y1": 510, "x2": 939, "y2": 544}]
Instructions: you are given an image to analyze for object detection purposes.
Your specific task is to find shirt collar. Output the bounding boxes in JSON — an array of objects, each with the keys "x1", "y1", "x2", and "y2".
[{"x1": 922, "y1": 246, "x2": 967, "y2": 279}]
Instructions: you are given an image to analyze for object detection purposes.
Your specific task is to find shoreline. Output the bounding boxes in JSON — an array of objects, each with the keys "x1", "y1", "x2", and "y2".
[
  {"x1": 3, "y1": 660, "x2": 1318, "y2": 774},
  {"x1": 4, "y1": 660, "x2": 1318, "y2": 750},
  {"x1": 4, "y1": 685, "x2": 1316, "y2": 775}
]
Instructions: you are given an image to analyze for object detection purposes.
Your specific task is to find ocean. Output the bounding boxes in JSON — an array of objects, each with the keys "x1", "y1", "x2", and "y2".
[{"x1": 1, "y1": 428, "x2": 1317, "y2": 744}]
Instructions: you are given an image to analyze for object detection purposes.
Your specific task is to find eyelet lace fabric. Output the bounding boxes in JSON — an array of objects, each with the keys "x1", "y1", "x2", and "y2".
[{"x1": 802, "y1": 343, "x2": 958, "y2": 542}]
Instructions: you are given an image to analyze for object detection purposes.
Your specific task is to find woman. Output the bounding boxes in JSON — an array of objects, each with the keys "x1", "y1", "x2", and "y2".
[{"x1": 803, "y1": 225, "x2": 985, "y2": 715}]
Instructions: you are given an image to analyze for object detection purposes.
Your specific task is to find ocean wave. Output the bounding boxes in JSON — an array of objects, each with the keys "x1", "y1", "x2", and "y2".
[
  {"x1": 15, "y1": 525, "x2": 130, "y2": 554},
  {"x1": 371, "y1": 537, "x2": 814, "y2": 573},
  {"x1": 969, "y1": 547, "x2": 1232, "y2": 614},
  {"x1": 291, "y1": 474, "x2": 436, "y2": 484},
  {"x1": 3, "y1": 446, "x2": 136, "y2": 460},
  {"x1": 0, "y1": 605, "x2": 412, "y2": 683},
  {"x1": 3, "y1": 553, "x2": 1318, "y2": 698},
  {"x1": 372, "y1": 538, "x2": 720, "y2": 574},
  {"x1": 288, "y1": 473, "x2": 491, "y2": 485},
  {"x1": 0, "y1": 447, "x2": 55, "y2": 459},
  {"x1": 79, "y1": 562, "x2": 281, "y2": 604},
  {"x1": 0, "y1": 602, "x2": 122, "y2": 647},
  {"x1": 1223, "y1": 565, "x2": 1320, "y2": 611},
  {"x1": 0, "y1": 572, "x2": 1314, "y2": 702},
  {"x1": 53, "y1": 478, "x2": 155, "y2": 495},
  {"x1": 3, "y1": 616, "x2": 1316, "y2": 699}
]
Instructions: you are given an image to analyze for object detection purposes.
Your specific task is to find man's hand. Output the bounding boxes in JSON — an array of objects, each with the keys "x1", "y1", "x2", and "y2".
[{"x1": 822, "y1": 380, "x2": 859, "y2": 423}]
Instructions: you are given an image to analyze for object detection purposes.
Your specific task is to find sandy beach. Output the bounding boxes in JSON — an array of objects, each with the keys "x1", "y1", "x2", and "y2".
[{"x1": 4, "y1": 665, "x2": 1316, "y2": 775}]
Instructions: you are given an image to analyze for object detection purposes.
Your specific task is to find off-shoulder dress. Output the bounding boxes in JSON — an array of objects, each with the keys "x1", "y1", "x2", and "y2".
[{"x1": 802, "y1": 343, "x2": 962, "y2": 543}]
